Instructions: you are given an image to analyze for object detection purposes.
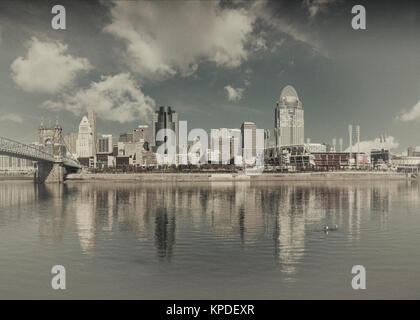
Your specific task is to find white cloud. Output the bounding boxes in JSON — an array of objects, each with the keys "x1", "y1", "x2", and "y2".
[
  {"x1": 397, "y1": 98, "x2": 420, "y2": 122},
  {"x1": 10, "y1": 37, "x2": 91, "y2": 93},
  {"x1": 224, "y1": 85, "x2": 244, "y2": 102},
  {"x1": 345, "y1": 136, "x2": 399, "y2": 153},
  {"x1": 42, "y1": 73, "x2": 155, "y2": 123},
  {"x1": 0, "y1": 113, "x2": 24, "y2": 124},
  {"x1": 104, "y1": 1, "x2": 257, "y2": 80}
]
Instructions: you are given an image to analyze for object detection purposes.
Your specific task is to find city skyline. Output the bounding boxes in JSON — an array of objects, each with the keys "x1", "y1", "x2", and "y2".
[{"x1": 1, "y1": 1, "x2": 420, "y2": 153}]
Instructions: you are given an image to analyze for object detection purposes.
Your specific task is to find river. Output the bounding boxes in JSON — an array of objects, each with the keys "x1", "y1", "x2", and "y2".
[{"x1": 0, "y1": 180, "x2": 419, "y2": 299}]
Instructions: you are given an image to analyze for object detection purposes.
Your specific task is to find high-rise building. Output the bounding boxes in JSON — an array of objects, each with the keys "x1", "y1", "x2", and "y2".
[
  {"x1": 63, "y1": 132, "x2": 78, "y2": 156},
  {"x1": 88, "y1": 110, "x2": 97, "y2": 156},
  {"x1": 76, "y1": 116, "x2": 94, "y2": 158},
  {"x1": 98, "y1": 134, "x2": 113, "y2": 154},
  {"x1": 241, "y1": 122, "x2": 257, "y2": 159},
  {"x1": 210, "y1": 128, "x2": 242, "y2": 165},
  {"x1": 133, "y1": 125, "x2": 150, "y2": 144},
  {"x1": 275, "y1": 85, "x2": 304, "y2": 148},
  {"x1": 152, "y1": 106, "x2": 178, "y2": 152},
  {"x1": 264, "y1": 129, "x2": 270, "y2": 149}
]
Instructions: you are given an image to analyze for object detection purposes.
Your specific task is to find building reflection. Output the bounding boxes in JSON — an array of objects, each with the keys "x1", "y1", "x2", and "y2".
[
  {"x1": 0, "y1": 179, "x2": 413, "y2": 270},
  {"x1": 154, "y1": 207, "x2": 176, "y2": 260}
]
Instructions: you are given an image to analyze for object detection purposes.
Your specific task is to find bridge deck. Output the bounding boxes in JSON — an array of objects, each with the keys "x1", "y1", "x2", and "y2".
[{"x1": 0, "y1": 136, "x2": 81, "y2": 169}]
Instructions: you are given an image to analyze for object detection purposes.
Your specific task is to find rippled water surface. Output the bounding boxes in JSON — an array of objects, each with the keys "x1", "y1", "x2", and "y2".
[{"x1": 0, "y1": 180, "x2": 420, "y2": 299}]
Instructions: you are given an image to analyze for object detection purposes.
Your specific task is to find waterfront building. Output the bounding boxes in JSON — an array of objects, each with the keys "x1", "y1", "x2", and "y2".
[
  {"x1": 0, "y1": 156, "x2": 34, "y2": 174},
  {"x1": 391, "y1": 156, "x2": 420, "y2": 172},
  {"x1": 312, "y1": 152, "x2": 370, "y2": 169},
  {"x1": 275, "y1": 85, "x2": 304, "y2": 148}
]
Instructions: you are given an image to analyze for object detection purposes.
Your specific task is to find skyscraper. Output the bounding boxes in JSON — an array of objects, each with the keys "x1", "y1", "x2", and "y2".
[
  {"x1": 210, "y1": 128, "x2": 241, "y2": 165},
  {"x1": 88, "y1": 110, "x2": 97, "y2": 156},
  {"x1": 76, "y1": 116, "x2": 94, "y2": 158},
  {"x1": 275, "y1": 85, "x2": 304, "y2": 148},
  {"x1": 152, "y1": 106, "x2": 178, "y2": 152},
  {"x1": 241, "y1": 122, "x2": 257, "y2": 159}
]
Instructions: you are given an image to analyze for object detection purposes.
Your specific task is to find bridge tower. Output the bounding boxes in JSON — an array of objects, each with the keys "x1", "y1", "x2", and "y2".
[
  {"x1": 39, "y1": 120, "x2": 64, "y2": 159},
  {"x1": 37, "y1": 120, "x2": 66, "y2": 183}
]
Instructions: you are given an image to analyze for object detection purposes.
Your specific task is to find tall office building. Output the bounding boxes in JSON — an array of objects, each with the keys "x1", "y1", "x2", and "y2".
[
  {"x1": 210, "y1": 128, "x2": 242, "y2": 165},
  {"x1": 241, "y1": 122, "x2": 257, "y2": 159},
  {"x1": 152, "y1": 106, "x2": 178, "y2": 152},
  {"x1": 76, "y1": 116, "x2": 94, "y2": 158},
  {"x1": 88, "y1": 110, "x2": 97, "y2": 156},
  {"x1": 275, "y1": 85, "x2": 304, "y2": 148}
]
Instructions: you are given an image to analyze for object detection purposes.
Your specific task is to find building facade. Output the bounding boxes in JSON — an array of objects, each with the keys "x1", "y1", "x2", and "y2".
[
  {"x1": 133, "y1": 125, "x2": 150, "y2": 143},
  {"x1": 88, "y1": 110, "x2": 97, "y2": 156},
  {"x1": 241, "y1": 122, "x2": 256, "y2": 159},
  {"x1": 98, "y1": 134, "x2": 113, "y2": 154},
  {"x1": 210, "y1": 128, "x2": 242, "y2": 165},
  {"x1": 0, "y1": 156, "x2": 34, "y2": 174},
  {"x1": 152, "y1": 106, "x2": 178, "y2": 152},
  {"x1": 76, "y1": 116, "x2": 94, "y2": 158},
  {"x1": 275, "y1": 85, "x2": 304, "y2": 148},
  {"x1": 64, "y1": 132, "x2": 78, "y2": 157}
]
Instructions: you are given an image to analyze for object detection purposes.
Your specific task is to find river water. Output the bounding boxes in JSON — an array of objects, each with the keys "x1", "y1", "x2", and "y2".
[{"x1": 0, "y1": 180, "x2": 419, "y2": 299}]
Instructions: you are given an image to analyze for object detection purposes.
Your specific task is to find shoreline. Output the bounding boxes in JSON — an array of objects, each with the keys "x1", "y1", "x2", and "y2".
[
  {"x1": 0, "y1": 175, "x2": 33, "y2": 181},
  {"x1": 65, "y1": 171, "x2": 409, "y2": 182}
]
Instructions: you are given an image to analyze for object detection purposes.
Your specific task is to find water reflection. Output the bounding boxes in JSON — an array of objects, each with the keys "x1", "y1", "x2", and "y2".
[{"x1": 1, "y1": 180, "x2": 418, "y2": 279}]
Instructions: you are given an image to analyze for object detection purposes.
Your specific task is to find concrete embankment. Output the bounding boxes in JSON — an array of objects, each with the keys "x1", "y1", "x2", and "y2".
[
  {"x1": 66, "y1": 172, "x2": 408, "y2": 182},
  {"x1": 0, "y1": 175, "x2": 33, "y2": 181}
]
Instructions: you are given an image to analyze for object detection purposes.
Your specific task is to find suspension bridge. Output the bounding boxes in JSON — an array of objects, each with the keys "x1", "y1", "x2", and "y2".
[{"x1": 0, "y1": 121, "x2": 81, "y2": 183}]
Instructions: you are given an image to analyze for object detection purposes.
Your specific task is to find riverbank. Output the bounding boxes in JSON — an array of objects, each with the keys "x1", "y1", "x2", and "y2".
[
  {"x1": 66, "y1": 171, "x2": 409, "y2": 182},
  {"x1": 0, "y1": 175, "x2": 33, "y2": 181}
]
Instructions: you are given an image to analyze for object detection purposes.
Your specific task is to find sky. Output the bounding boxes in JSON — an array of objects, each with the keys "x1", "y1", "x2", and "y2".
[{"x1": 0, "y1": 0, "x2": 420, "y2": 152}]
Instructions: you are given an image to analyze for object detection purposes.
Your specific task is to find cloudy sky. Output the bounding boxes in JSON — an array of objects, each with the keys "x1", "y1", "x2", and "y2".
[{"x1": 0, "y1": 0, "x2": 420, "y2": 152}]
